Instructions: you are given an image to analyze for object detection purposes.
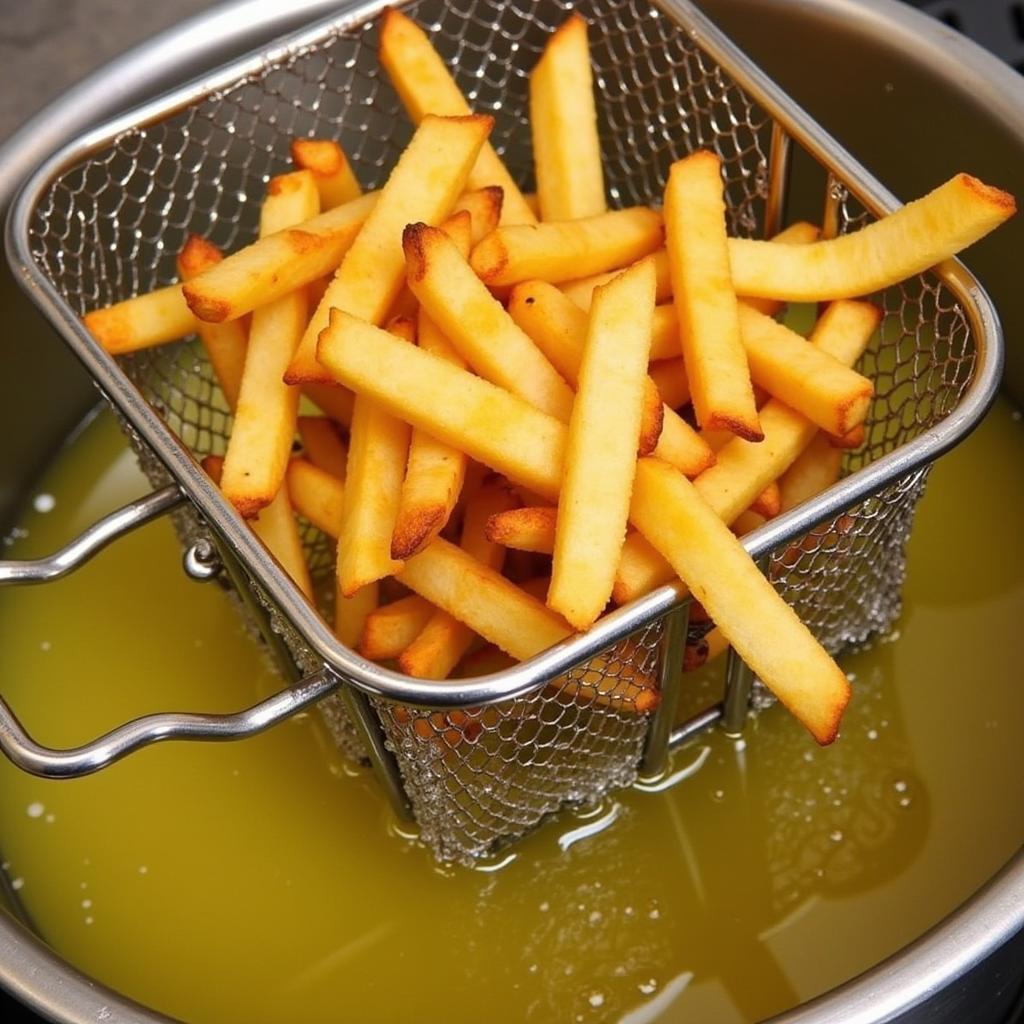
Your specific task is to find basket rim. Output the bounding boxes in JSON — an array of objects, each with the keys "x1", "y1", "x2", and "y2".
[{"x1": 2, "y1": 0, "x2": 1005, "y2": 710}]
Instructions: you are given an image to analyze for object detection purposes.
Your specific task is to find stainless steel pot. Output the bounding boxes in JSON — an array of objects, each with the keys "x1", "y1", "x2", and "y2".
[{"x1": 0, "y1": 1, "x2": 1021, "y2": 1021}]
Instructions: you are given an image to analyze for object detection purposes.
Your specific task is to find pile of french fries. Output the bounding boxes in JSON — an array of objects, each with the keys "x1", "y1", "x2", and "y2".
[{"x1": 82, "y1": 8, "x2": 1015, "y2": 746}]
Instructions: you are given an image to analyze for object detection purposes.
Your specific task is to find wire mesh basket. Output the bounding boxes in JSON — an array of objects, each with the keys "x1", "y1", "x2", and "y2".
[{"x1": 3, "y1": 0, "x2": 1002, "y2": 863}]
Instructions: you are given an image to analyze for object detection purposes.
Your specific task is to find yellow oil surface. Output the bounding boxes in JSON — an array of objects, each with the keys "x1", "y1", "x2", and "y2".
[{"x1": 0, "y1": 404, "x2": 1022, "y2": 1024}]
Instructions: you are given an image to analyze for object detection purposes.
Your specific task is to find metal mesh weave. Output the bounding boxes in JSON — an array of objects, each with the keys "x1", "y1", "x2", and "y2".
[{"x1": 23, "y1": 0, "x2": 978, "y2": 861}]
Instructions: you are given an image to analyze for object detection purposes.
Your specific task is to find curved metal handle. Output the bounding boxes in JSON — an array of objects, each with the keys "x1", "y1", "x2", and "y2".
[
  {"x1": 0, "y1": 668, "x2": 341, "y2": 778},
  {"x1": 0, "y1": 484, "x2": 185, "y2": 585}
]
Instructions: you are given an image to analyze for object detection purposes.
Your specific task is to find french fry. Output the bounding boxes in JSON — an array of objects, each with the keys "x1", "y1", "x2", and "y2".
[
  {"x1": 529, "y1": 13, "x2": 605, "y2": 221},
  {"x1": 287, "y1": 114, "x2": 492, "y2": 385},
  {"x1": 377, "y1": 8, "x2": 536, "y2": 226},
  {"x1": 829, "y1": 423, "x2": 866, "y2": 450},
  {"x1": 612, "y1": 300, "x2": 883, "y2": 603},
  {"x1": 336, "y1": 318, "x2": 416, "y2": 595},
  {"x1": 452, "y1": 186, "x2": 504, "y2": 243},
  {"x1": 175, "y1": 236, "x2": 248, "y2": 409},
  {"x1": 290, "y1": 138, "x2": 363, "y2": 209},
  {"x1": 470, "y1": 207, "x2": 663, "y2": 287},
  {"x1": 83, "y1": 283, "x2": 198, "y2": 355},
  {"x1": 778, "y1": 432, "x2": 845, "y2": 512},
  {"x1": 750, "y1": 481, "x2": 781, "y2": 519},
  {"x1": 740, "y1": 221, "x2": 821, "y2": 315},
  {"x1": 317, "y1": 310, "x2": 567, "y2": 500},
  {"x1": 665, "y1": 150, "x2": 760, "y2": 441},
  {"x1": 549, "y1": 259, "x2": 655, "y2": 629},
  {"x1": 285, "y1": 458, "x2": 345, "y2": 536},
  {"x1": 630, "y1": 457, "x2": 850, "y2": 744},
  {"x1": 507, "y1": 281, "x2": 711, "y2": 474},
  {"x1": 303, "y1": 383, "x2": 355, "y2": 429},
  {"x1": 737, "y1": 303, "x2": 874, "y2": 436},
  {"x1": 399, "y1": 479, "x2": 518, "y2": 678},
  {"x1": 221, "y1": 171, "x2": 319, "y2": 517},
  {"x1": 403, "y1": 223, "x2": 575, "y2": 421},
  {"x1": 731, "y1": 509, "x2": 765, "y2": 537},
  {"x1": 647, "y1": 357, "x2": 691, "y2": 410},
  {"x1": 297, "y1": 416, "x2": 348, "y2": 479},
  {"x1": 335, "y1": 580, "x2": 379, "y2": 651},
  {"x1": 561, "y1": 249, "x2": 673, "y2": 309},
  {"x1": 683, "y1": 626, "x2": 729, "y2": 671},
  {"x1": 200, "y1": 455, "x2": 313, "y2": 600},
  {"x1": 359, "y1": 594, "x2": 435, "y2": 660},
  {"x1": 523, "y1": 193, "x2": 541, "y2": 219},
  {"x1": 485, "y1": 506, "x2": 557, "y2": 554},
  {"x1": 728, "y1": 173, "x2": 1016, "y2": 300},
  {"x1": 182, "y1": 191, "x2": 378, "y2": 323}
]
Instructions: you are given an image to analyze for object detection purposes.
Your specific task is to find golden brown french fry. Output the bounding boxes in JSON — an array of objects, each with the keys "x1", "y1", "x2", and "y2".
[
  {"x1": 359, "y1": 594, "x2": 436, "y2": 660},
  {"x1": 287, "y1": 114, "x2": 492, "y2": 385},
  {"x1": 829, "y1": 423, "x2": 866, "y2": 450},
  {"x1": 778, "y1": 432, "x2": 845, "y2": 512},
  {"x1": 403, "y1": 223, "x2": 575, "y2": 421},
  {"x1": 285, "y1": 458, "x2": 345, "y2": 536},
  {"x1": 176, "y1": 236, "x2": 248, "y2": 410},
  {"x1": 637, "y1": 382, "x2": 665, "y2": 457},
  {"x1": 684, "y1": 626, "x2": 729, "y2": 671},
  {"x1": 485, "y1": 505, "x2": 557, "y2": 554},
  {"x1": 630, "y1": 457, "x2": 850, "y2": 744},
  {"x1": 470, "y1": 207, "x2": 663, "y2": 287},
  {"x1": 182, "y1": 191, "x2": 378, "y2": 323},
  {"x1": 507, "y1": 281, "x2": 710, "y2": 474},
  {"x1": 398, "y1": 479, "x2": 517, "y2": 679},
  {"x1": 529, "y1": 13, "x2": 605, "y2": 221},
  {"x1": 303, "y1": 383, "x2": 355, "y2": 429},
  {"x1": 200, "y1": 455, "x2": 313, "y2": 600},
  {"x1": 549, "y1": 259, "x2": 655, "y2": 629},
  {"x1": 335, "y1": 580, "x2": 379, "y2": 651},
  {"x1": 297, "y1": 416, "x2": 348, "y2": 479},
  {"x1": 83, "y1": 283, "x2": 197, "y2": 355},
  {"x1": 612, "y1": 300, "x2": 883, "y2": 603},
  {"x1": 737, "y1": 304, "x2": 874, "y2": 436},
  {"x1": 522, "y1": 193, "x2": 541, "y2": 219},
  {"x1": 561, "y1": 249, "x2": 673, "y2": 309},
  {"x1": 647, "y1": 357, "x2": 691, "y2": 410},
  {"x1": 665, "y1": 150, "x2": 760, "y2": 441},
  {"x1": 728, "y1": 174, "x2": 1015, "y2": 300},
  {"x1": 221, "y1": 171, "x2": 319, "y2": 517},
  {"x1": 317, "y1": 310, "x2": 567, "y2": 500},
  {"x1": 749, "y1": 481, "x2": 781, "y2": 519},
  {"x1": 291, "y1": 138, "x2": 363, "y2": 209},
  {"x1": 377, "y1": 8, "x2": 536, "y2": 226},
  {"x1": 336, "y1": 318, "x2": 416, "y2": 595},
  {"x1": 731, "y1": 509, "x2": 766, "y2": 536},
  {"x1": 740, "y1": 221, "x2": 821, "y2": 315},
  {"x1": 452, "y1": 186, "x2": 504, "y2": 243}
]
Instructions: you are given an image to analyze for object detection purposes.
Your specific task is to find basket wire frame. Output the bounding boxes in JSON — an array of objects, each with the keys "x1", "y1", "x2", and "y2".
[{"x1": 16, "y1": 0, "x2": 985, "y2": 861}]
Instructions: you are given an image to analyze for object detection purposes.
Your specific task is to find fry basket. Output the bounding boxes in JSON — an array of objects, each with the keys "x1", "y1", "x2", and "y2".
[{"x1": 2, "y1": 0, "x2": 1003, "y2": 863}]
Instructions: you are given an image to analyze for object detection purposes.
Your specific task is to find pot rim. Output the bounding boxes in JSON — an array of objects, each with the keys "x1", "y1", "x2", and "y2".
[{"x1": 0, "y1": 1, "x2": 1020, "y2": 1022}]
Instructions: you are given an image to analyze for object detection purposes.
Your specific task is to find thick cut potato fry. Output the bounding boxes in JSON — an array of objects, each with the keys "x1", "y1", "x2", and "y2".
[
  {"x1": 549, "y1": 259, "x2": 655, "y2": 629},
  {"x1": 287, "y1": 115, "x2": 492, "y2": 385},
  {"x1": 360, "y1": 594, "x2": 436, "y2": 660},
  {"x1": 285, "y1": 458, "x2": 345, "y2": 536},
  {"x1": 377, "y1": 8, "x2": 536, "y2": 226},
  {"x1": 631, "y1": 457, "x2": 850, "y2": 744},
  {"x1": 403, "y1": 224, "x2": 575, "y2": 421},
  {"x1": 83, "y1": 283, "x2": 198, "y2": 355},
  {"x1": 529, "y1": 13, "x2": 605, "y2": 221},
  {"x1": 290, "y1": 138, "x2": 362, "y2": 209},
  {"x1": 176, "y1": 236, "x2": 248, "y2": 409},
  {"x1": 728, "y1": 173, "x2": 1015, "y2": 300},
  {"x1": 749, "y1": 481, "x2": 781, "y2": 519},
  {"x1": 335, "y1": 580, "x2": 379, "y2": 651},
  {"x1": 221, "y1": 171, "x2": 319, "y2": 517},
  {"x1": 317, "y1": 310, "x2": 567, "y2": 500},
  {"x1": 303, "y1": 382, "x2": 355, "y2": 429},
  {"x1": 201, "y1": 456, "x2": 313, "y2": 600},
  {"x1": 470, "y1": 207, "x2": 663, "y2": 287},
  {"x1": 779, "y1": 432, "x2": 844, "y2": 512},
  {"x1": 647, "y1": 357, "x2": 691, "y2": 410},
  {"x1": 485, "y1": 505, "x2": 557, "y2": 554},
  {"x1": 740, "y1": 221, "x2": 821, "y2": 315},
  {"x1": 830, "y1": 423, "x2": 866, "y2": 450},
  {"x1": 562, "y1": 249, "x2": 673, "y2": 309},
  {"x1": 399, "y1": 479, "x2": 517, "y2": 679},
  {"x1": 665, "y1": 150, "x2": 760, "y2": 441},
  {"x1": 612, "y1": 300, "x2": 883, "y2": 603},
  {"x1": 738, "y1": 304, "x2": 874, "y2": 436},
  {"x1": 453, "y1": 187, "x2": 504, "y2": 243},
  {"x1": 182, "y1": 191, "x2": 378, "y2": 323},
  {"x1": 297, "y1": 416, "x2": 348, "y2": 479},
  {"x1": 731, "y1": 509, "x2": 766, "y2": 536},
  {"x1": 507, "y1": 281, "x2": 712, "y2": 475},
  {"x1": 336, "y1": 318, "x2": 416, "y2": 595}
]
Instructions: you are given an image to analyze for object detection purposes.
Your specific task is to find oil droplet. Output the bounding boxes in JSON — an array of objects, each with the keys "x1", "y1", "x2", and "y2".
[
  {"x1": 893, "y1": 779, "x2": 908, "y2": 793},
  {"x1": 639, "y1": 979, "x2": 658, "y2": 995},
  {"x1": 538, "y1": 901, "x2": 549, "y2": 912},
  {"x1": 84, "y1": 916, "x2": 94, "y2": 926},
  {"x1": 648, "y1": 908, "x2": 660, "y2": 920},
  {"x1": 588, "y1": 910, "x2": 602, "y2": 924},
  {"x1": 82, "y1": 899, "x2": 92, "y2": 909},
  {"x1": 829, "y1": 830, "x2": 844, "y2": 843},
  {"x1": 26, "y1": 802, "x2": 44, "y2": 819},
  {"x1": 33, "y1": 494, "x2": 56, "y2": 513},
  {"x1": 11, "y1": 878, "x2": 24, "y2": 890},
  {"x1": 138, "y1": 865, "x2": 149, "y2": 875},
  {"x1": 867, "y1": 729, "x2": 879, "y2": 741},
  {"x1": 589, "y1": 993, "x2": 605, "y2": 1008},
  {"x1": 40, "y1": 640, "x2": 51, "y2": 652}
]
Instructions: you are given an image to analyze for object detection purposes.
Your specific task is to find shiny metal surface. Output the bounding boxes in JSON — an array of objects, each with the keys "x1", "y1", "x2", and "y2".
[{"x1": 0, "y1": 0, "x2": 1020, "y2": 1019}]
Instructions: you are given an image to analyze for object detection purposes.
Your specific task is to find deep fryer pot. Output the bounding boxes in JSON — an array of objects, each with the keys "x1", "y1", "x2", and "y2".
[{"x1": 0, "y1": 0, "x2": 1021, "y2": 1021}]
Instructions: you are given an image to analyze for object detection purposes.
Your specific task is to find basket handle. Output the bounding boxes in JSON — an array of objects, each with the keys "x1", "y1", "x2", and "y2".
[
  {"x1": 0, "y1": 484, "x2": 185, "y2": 584},
  {"x1": 0, "y1": 668, "x2": 341, "y2": 778}
]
